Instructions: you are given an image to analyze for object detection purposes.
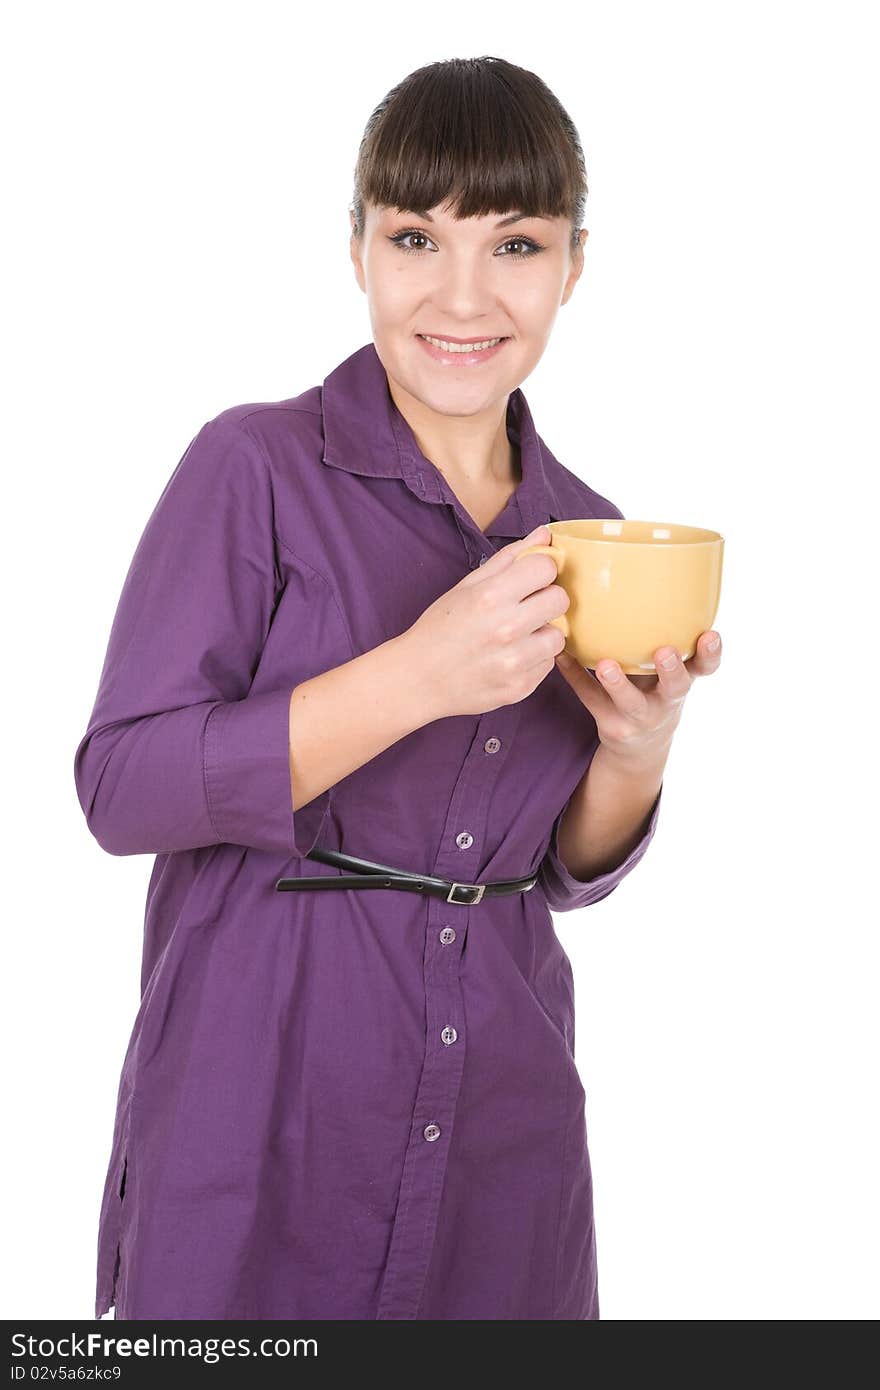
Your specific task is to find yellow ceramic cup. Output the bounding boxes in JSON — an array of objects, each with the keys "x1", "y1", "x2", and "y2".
[{"x1": 515, "y1": 518, "x2": 724, "y2": 674}]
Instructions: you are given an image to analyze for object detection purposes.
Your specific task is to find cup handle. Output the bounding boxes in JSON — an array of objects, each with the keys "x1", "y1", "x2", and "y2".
[
  {"x1": 514, "y1": 544, "x2": 570, "y2": 639},
  {"x1": 515, "y1": 543, "x2": 566, "y2": 575}
]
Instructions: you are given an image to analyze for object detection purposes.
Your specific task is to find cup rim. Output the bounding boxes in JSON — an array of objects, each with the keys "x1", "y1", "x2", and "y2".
[{"x1": 549, "y1": 518, "x2": 724, "y2": 545}]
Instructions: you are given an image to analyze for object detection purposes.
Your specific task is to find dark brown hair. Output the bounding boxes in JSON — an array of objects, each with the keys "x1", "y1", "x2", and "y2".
[{"x1": 350, "y1": 56, "x2": 588, "y2": 255}]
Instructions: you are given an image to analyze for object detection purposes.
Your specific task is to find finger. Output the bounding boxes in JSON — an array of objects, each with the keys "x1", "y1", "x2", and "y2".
[
  {"x1": 488, "y1": 525, "x2": 563, "y2": 603},
  {"x1": 461, "y1": 523, "x2": 552, "y2": 585},
  {"x1": 591, "y1": 657, "x2": 652, "y2": 720},
  {"x1": 522, "y1": 622, "x2": 569, "y2": 679},
  {"x1": 557, "y1": 649, "x2": 651, "y2": 723},
  {"x1": 553, "y1": 650, "x2": 608, "y2": 718},
  {"x1": 502, "y1": 522, "x2": 553, "y2": 561},
  {"x1": 502, "y1": 542, "x2": 561, "y2": 603},
  {"x1": 648, "y1": 646, "x2": 693, "y2": 702},
  {"x1": 683, "y1": 630, "x2": 722, "y2": 677},
  {"x1": 515, "y1": 583, "x2": 571, "y2": 644}
]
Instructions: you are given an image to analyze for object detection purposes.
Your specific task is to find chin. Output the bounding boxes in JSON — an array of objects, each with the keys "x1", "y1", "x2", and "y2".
[{"x1": 413, "y1": 374, "x2": 512, "y2": 416}]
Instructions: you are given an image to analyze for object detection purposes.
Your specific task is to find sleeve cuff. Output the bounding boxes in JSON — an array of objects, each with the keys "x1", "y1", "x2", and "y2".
[
  {"x1": 204, "y1": 685, "x2": 332, "y2": 857},
  {"x1": 537, "y1": 782, "x2": 663, "y2": 913}
]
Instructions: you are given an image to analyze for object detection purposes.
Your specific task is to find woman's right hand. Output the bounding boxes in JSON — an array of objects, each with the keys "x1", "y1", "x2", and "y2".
[{"x1": 403, "y1": 523, "x2": 570, "y2": 719}]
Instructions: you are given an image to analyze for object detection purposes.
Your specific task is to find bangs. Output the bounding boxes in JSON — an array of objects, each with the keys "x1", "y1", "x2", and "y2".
[{"x1": 353, "y1": 57, "x2": 587, "y2": 235}]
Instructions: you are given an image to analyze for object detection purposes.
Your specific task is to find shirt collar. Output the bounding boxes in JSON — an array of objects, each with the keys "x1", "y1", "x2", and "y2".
[{"x1": 320, "y1": 341, "x2": 552, "y2": 537}]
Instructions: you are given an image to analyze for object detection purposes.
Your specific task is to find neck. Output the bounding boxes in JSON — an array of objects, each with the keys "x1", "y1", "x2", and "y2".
[{"x1": 386, "y1": 372, "x2": 519, "y2": 487}]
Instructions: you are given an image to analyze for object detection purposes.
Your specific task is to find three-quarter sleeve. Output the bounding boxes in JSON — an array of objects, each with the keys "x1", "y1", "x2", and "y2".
[
  {"x1": 537, "y1": 782, "x2": 663, "y2": 913},
  {"x1": 73, "y1": 416, "x2": 331, "y2": 858}
]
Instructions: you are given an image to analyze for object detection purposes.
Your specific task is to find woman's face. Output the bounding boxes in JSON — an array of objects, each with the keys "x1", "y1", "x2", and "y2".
[{"x1": 350, "y1": 199, "x2": 587, "y2": 418}]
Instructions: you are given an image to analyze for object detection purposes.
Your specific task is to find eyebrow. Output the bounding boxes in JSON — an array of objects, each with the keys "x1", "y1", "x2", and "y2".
[{"x1": 400, "y1": 209, "x2": 550, "y2": 228}]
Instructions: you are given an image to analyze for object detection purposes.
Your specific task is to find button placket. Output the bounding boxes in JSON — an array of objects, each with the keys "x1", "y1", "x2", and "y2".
[
  {"x1": 376, "y1": 886, "x2": 468, "y2": 1319},
  {"x1": 376, "y1": 704, "x2": 525, "y2": 1321}
]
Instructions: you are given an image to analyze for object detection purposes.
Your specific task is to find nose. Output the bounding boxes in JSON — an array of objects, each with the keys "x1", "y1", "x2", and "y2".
[{"x1": 430, "y1": 254, "x2": 502, "y2": 324}]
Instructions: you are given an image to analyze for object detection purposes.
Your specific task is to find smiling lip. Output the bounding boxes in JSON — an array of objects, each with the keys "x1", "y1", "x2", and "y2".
[
  {"x1": 418, "y1": 333, "x2": 510, "y2": 343},
  {"x1": 415, "y1": 334, "x2": 512, "y2": 366}
]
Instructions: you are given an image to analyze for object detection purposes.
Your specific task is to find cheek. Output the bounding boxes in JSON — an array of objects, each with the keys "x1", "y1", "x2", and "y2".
[
  {"x1": 370, "y1": 272, "x2": 418, "y2": 321},
  {"x1": 513, "y1": 269, "x2": 565, "y2": 320}
]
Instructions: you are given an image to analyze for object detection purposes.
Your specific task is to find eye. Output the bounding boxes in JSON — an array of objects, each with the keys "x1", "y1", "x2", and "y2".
[
  {"x1": 497, "y1": 237, "x2": 546, "y2": 259},
  {"x1": 387, "y1": 230, "x2": 546, "y2": 260},
  {"x1": 388, "y1": 229, "x2": 436, "y2": 256}
]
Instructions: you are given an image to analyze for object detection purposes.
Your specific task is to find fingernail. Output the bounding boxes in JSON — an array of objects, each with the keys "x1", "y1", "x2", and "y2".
[
  {"x1": 707, "y1": 635, "x2": 720, "y2": 651},
  {"x1": 660, "y1": 652, "x2": 678, "y2": 670},
  {"x1": 600, "y1": 663, "x2": 620, "y2": 682}
]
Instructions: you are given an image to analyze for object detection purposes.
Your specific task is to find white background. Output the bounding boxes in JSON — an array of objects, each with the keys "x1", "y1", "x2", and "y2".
[{"x1": 3, "y1": 0, "x2": 877, "y2": 1320}]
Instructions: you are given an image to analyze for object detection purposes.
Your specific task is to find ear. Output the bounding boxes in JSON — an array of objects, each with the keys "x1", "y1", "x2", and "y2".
[
  {"x1": 561, "y1": 229, "x2": 588, "y2": 307},
  {"x1": 349, "y1": 214, "x2": 366, "y2": 293}
]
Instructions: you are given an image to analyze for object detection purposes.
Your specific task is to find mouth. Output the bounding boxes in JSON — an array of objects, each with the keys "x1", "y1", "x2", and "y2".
[{"x1": 415, "y1": 333, "x2": 512, "y2": 365}]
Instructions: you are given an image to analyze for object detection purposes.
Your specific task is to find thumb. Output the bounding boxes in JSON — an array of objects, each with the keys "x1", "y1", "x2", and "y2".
[{"x1": 491, "y1": 522, "x2": 553, "y2": 569}]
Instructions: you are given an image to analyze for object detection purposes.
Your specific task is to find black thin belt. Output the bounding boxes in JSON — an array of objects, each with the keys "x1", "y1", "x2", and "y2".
[{"x1": 275, "y1": 846, "x2": 539, "y2": 907}]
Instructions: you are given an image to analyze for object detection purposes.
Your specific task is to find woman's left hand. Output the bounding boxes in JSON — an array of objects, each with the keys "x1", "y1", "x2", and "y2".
[{"x1": 554, "y1": 629, "x2": 722, "y2": 768}]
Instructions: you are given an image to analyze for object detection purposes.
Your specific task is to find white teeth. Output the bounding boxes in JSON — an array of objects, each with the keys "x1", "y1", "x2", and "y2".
[{"x1": 420, "y1": 335, "x2": 504, "y2": 353}]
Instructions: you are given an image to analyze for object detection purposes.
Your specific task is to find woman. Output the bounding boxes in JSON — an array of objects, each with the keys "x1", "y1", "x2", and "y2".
[{"x1": 74, "y1": 55, "x2": 721, "y2": 1321}]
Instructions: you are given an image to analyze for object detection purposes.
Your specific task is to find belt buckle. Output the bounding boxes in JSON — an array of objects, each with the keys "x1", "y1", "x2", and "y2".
[{"x1": 447, "y1": 881, "x2": 485, "y2": 905}]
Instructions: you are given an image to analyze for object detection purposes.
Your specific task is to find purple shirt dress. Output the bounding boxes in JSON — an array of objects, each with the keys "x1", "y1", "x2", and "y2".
[{"x1": 74, "y1": 341, "x2": 662, "y2": 1321}]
